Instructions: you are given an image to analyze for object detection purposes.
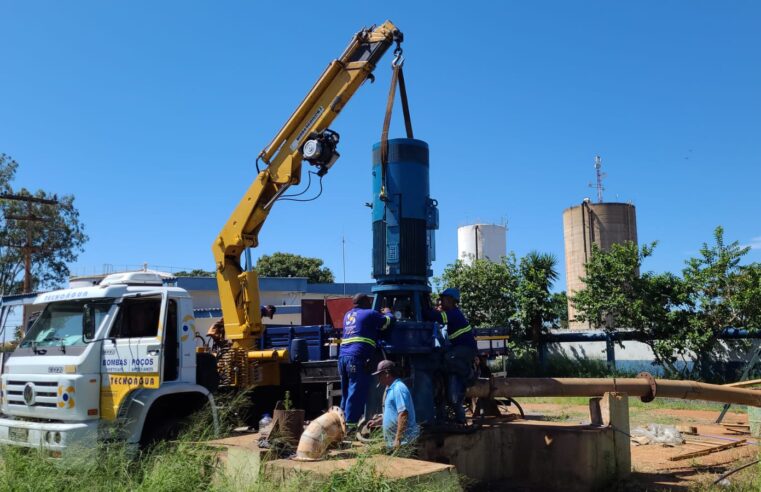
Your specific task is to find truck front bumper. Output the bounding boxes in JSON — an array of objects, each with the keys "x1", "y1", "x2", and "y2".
[{"x1": 0, "y1": 417, "x2": 98, "y2": 453}]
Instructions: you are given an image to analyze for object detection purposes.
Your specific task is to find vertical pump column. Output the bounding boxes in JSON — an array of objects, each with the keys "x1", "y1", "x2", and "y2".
[{"x1": 369, "y1": 138, "x2": 439, "y2": 423}]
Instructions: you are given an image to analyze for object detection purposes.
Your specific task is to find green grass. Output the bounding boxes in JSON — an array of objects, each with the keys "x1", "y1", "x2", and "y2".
[
  {"x1": 688, "y1": 461, "x2": 761, "y2": 491},
  {"x1": 518, "y1": 395, "x2": 745, "y2": 413},
  {"x1": 0, "y1": 394, "x2": 462, "y2": 492},
  {"x1": 0, "y1": 439, "x2": 217, "y2": 492},
  {"x1": 0, "y1": 436, "x2": 461, "y2": 492}
]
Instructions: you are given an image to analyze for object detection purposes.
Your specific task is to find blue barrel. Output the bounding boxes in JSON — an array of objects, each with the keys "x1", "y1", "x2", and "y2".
[{"x1": 289, "y1": 338, "x2": 309, "y2": 363}]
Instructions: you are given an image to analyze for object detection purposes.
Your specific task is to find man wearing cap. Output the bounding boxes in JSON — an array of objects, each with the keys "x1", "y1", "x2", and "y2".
[
  {"x1": 423, "y1": 288, "x2": 477, "y2": 424},
  {"x1": 373, "y1": 360, "x2": 418, "y2": 450},
  {"x1": 260, "y1": 304, "x2": 277, "y2": 320},
  {"x1": 339, "y1": 293, "x2": 394, "y2": 426}
]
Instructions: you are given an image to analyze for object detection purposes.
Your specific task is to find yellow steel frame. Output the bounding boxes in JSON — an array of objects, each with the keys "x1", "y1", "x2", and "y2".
[{"x1": 212, "y1": 21, "x2": 400, "y2": 366}]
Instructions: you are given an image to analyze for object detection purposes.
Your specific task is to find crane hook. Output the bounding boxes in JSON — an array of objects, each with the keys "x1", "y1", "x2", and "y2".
[
  {"x1": 392, "y1": 51, "x2": 404, "y2": 68},
  {"x1": 392, "y1": 41, "x2": 404, "y2": 67}
]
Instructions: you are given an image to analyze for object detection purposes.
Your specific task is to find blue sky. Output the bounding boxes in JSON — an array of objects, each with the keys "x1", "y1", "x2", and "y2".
[{"x1": 1, "y1": 1, "x2": 759, "y2": 291}]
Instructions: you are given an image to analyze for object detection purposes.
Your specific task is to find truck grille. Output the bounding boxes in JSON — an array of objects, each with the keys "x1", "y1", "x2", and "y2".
[{"x1": 6, "y1": 380, "x2": 59, "y2": 408}]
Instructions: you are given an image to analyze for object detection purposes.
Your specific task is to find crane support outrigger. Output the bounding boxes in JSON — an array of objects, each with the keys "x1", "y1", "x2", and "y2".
[{"x1": 212, "y1": 21, "x2": 402, "y2": 387}]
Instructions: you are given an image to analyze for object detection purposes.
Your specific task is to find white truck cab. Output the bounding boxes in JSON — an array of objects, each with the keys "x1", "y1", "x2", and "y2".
[{"x1": 0, "y1": 272, "x2": 218, "y2": 454}]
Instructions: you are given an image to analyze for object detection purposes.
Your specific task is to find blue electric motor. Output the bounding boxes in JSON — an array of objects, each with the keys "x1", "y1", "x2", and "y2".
[{"x1": 371, "y1": 138, "x2": 438, "y2": 285}]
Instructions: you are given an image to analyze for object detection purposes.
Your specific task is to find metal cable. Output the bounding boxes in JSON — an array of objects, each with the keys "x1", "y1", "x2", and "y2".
[
  {"x1": 277, "y1": 175, "x2": 323, "y2": 203},
  {"x1": 713, "y1": 459, "x2": 760, "y2": 485},
  {"x1": 280, "y1": 171, "x2": 316, "y2": 199}
]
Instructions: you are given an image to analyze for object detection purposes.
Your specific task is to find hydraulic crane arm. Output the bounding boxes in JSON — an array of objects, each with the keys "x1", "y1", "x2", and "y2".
[{"x1": 213, "y1": 21, "x2": 402, "y2": 352}]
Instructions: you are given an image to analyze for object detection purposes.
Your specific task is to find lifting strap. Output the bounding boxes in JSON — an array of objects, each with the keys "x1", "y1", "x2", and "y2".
[{"x1": 379, "y1": 52, "x2": 413, "y2": 200}]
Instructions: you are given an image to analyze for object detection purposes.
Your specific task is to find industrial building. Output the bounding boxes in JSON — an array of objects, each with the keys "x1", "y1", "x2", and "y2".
[
  {"x1": 174, "y1": 276, "x2": 373, "y2": 334},
  {"x1": 1, "y1": 274, "x2": 373, "y2": 343}
]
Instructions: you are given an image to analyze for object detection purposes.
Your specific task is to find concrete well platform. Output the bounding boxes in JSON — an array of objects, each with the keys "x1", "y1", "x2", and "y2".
[
  {"x1": 209, "y1": 392, "x2": 630, "y2": 491},
  {"x1": 208, "y1": 432, "x2": 457, "y2": 488},
  {"x1": 418, "y1": 392, "x2": 631, "y2": 490}
]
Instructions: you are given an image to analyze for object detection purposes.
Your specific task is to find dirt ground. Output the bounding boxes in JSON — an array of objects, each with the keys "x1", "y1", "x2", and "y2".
[{"x1": 519, "y1": 400, "x2": 758, "y2": 490}]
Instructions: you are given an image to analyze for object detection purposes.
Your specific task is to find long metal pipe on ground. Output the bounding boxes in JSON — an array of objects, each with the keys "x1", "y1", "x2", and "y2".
[{"x1": 466, "y1": 377, "x2": 761, "y2": 407}]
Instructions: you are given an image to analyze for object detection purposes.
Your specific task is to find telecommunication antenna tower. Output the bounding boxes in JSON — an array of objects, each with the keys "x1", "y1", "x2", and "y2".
[{"x1": 593, "y1": 155, "x2": 606, "y2": 203}]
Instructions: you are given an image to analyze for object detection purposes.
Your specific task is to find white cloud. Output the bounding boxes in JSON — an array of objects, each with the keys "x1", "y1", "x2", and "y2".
[{"x1": 747, "y1": 236, "x2": 761, "y2": 250}]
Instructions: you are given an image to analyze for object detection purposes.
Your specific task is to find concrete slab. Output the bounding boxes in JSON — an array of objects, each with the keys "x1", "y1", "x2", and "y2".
[
  {"x1": 265, "y1": 455, "x2": 458, "y2": 488},
  {"x1": 208, "y1": 394, "x2": 631, "y2": 490},
  {"x1": 207, "y1": 432, "x2": 269, "y2": 483},
  {"x1": 419, "y1": 419, "x2": 625, "y2": 490},
  {"x1": 208, "y1": 432, "x2": 457, "y2": 488}
]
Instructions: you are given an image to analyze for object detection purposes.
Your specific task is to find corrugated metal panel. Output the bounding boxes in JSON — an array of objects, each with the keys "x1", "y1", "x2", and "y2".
[{"x1": 326, "y1": 298, "x2": 353, "y2": 329}]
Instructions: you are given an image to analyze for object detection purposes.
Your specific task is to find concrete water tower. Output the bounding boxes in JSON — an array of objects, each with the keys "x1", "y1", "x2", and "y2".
[
  {"x1": 457, "y1": 223, "x2": 507, "y2": 265},
  {"x1": 563, "y1": 157, "x2": 638, "y2": 330}
]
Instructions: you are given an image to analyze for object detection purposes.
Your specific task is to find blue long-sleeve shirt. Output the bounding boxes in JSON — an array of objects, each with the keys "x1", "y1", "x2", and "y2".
[
  {"x1": 340, "y1": 308, "x2": 393, "y2": 359},
  {"x1": 423, "y1": 307, "x2": 477, "y2": 350}
]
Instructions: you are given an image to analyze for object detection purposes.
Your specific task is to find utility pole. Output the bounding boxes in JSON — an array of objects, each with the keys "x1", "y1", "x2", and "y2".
[{"x1": 0, "y1": 194, "x2": 59, "y2": 293}]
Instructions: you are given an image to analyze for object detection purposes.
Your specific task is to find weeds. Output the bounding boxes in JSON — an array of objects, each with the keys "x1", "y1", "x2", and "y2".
[
  {"x1": 0, "y1": 438, "x2": 215, "y2": 492},
  {"x1": 0, "y1": 393, "x2": 462, "y2": 492}
]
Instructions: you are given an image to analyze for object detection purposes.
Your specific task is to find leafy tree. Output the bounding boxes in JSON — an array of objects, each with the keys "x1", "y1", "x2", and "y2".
[
  {"x1": 435, "y1": 255, "x2": 519, "y2": 329},
  {"x1": 255, "y1": 252, "x2": 335, "y2": 283},
  {"x1": 571, "y1": 241, "x2": 692, "y2": 371},
  {"x1": 549, "y1": 291, "x2": 569, "y2": 329},
  {"x1": 174, "y1": 269, "x2": 215, "y2": 277},
  {"x1": 0, "y1": 154, "x2": 88, "y2": 294},
  {"x1": 516, "y1": 251, "x2": 559, "y2": 351},
  {"x1": 732, "y1": 262, "x2": 761, "y2": 329},
  {"x1": 571, "y1": 241, "x2": 651, "y2": 330},
  {"x1": 682, "y1": 226, "x2": 761, "y2": 378}
]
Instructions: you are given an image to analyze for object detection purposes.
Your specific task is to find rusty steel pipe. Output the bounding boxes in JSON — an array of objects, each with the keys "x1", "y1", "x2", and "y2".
[{"x1": 466, "y1": 377, "x2": 761, "y2": 407}]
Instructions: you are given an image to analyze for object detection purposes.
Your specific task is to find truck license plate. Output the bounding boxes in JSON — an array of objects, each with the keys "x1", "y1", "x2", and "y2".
[{"x1": 8, "y1": 427, "x2": 28, "y2": 442}]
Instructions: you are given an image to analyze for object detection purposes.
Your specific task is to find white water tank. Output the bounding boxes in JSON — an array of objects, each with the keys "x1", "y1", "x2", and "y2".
[{"x1": 457, "y1": 224, "x2": 507, "y2": 265}]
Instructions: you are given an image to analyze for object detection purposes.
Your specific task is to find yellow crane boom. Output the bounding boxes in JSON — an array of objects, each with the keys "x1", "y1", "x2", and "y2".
[{"x1": 212, "y1": 21, "x2": 401, "y2": 386}]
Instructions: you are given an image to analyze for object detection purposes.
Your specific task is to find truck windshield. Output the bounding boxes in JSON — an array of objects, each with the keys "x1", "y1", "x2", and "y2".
[{"x1": 20, "y1": 300, "x2": 114, "y2": 348}]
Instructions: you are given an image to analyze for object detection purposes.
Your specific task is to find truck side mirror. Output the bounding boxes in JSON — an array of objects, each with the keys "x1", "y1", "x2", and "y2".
[{"x1": 82, "y1": 304, "x2": 95, "y2": 341}]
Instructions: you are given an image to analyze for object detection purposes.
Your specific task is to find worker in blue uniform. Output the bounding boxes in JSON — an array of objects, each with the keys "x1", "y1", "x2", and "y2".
[
  {"x1": 423, "y1": 288, "x2": 477, "y2": 424},
  {"x1": 339, "y1": 293, "x2": 394, "y2": 426}
]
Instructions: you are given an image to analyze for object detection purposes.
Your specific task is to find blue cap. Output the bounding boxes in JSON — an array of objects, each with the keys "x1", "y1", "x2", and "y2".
[{"x1": 440, "y1": 288, "x2": 460, "y2": 302}]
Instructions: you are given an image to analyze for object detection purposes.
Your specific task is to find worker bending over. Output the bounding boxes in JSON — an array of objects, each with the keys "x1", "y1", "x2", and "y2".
[
  {"x1": 373, "y1": 360, "x2": 418, "y2": 450},
  {"x1": 423, "y1": 288, "x2": 477, "y2": 424},
  {"x1": 339, "y1": 293, "x2": 394, "y2": 427},
  {"x1": 260, "y1": 304, "x2": 277, "y2": 319}
]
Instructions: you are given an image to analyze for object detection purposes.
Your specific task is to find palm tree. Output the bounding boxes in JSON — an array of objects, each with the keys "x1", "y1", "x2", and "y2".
[{"x1": 518, "y1": 252, "x2": 559, "y2": 354}]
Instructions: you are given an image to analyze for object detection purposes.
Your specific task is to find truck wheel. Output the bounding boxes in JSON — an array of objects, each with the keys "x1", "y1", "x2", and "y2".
[{"x1": 141, "y1": 417, "x2": 184, "y2": 448}]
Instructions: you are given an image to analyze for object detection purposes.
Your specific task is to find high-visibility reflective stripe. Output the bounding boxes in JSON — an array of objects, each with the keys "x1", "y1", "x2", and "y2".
[
  {"x1": 381, "y1": 315, "x2": 392, "y2": 330},
  {"x1": 341, "y1": 337, "x2": 377, "y2": 347},
  {"x1": 440, "y1": 311, "x2": 448, "y2": 324},
  {"x1": 448, "y1": 325, "x2": 472, "y2": 340}
]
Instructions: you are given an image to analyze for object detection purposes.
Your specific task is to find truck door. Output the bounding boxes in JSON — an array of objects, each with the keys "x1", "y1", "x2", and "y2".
[
  {"x1": 100, "y1": 293, "x2": 166, "y2": 420},
  {"x1": 162, "y1": 298, "x2": 178, "y2": 382}
]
